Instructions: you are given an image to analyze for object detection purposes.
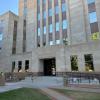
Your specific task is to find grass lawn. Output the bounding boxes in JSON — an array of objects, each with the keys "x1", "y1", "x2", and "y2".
[
  {"x1": 0, "y1": 88, "x2": 50, "y2": 100},
  {"x1": 53, "y1": 88, "x2": 100, "y2": 100}
]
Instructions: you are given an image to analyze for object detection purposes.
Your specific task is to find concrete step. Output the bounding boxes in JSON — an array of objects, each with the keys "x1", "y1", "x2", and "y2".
[{"x1": 21, "y1": 76, "x2": 64, "y2": 88}]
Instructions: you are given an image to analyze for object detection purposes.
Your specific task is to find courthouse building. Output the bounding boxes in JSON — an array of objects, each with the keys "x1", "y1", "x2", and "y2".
[{"x1": 0, "y1": 0, "x2": 100, "y2": 76}]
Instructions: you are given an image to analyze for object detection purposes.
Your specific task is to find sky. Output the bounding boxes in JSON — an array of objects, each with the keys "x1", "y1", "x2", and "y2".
[{"x1": 0, "y1": 0, "x2": 18, "y2": 15}]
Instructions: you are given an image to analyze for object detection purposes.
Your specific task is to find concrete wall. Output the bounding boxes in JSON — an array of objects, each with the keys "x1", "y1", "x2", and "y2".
[
  {"x1": 0, "y1": 12, "x2": 19, "y2": 72},
  {"x1": 31, "y1": 41, "x2": 100, "y2": 73}
]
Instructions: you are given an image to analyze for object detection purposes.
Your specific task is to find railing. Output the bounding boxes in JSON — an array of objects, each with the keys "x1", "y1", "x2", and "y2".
[
  {"x1": 65, "y1": 72, "x2": 100, "y2": 86},
  {"x1": 4, "y1": 72, "x2": 42, "y2": 82}
]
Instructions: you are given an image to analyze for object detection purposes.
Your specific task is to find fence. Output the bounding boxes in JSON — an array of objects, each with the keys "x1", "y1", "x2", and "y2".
[{"x1": 65, "y1": 72, "x2": 100, "y2": 85}]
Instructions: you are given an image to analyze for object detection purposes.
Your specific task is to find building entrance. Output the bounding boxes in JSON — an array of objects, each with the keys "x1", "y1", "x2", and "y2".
[{"x1": 43, "y1": 58, "x2": 56, "y2": 76}]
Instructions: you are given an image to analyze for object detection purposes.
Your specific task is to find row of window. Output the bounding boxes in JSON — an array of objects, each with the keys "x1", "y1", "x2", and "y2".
[
  {"x1": 37, "y1": 19, "x2": 67, "y2": 36},
  {"x1": 37, "y1": 0, "x2": 67, "y2": 47},
  {"x1": 49, "y1": 40, "x2": 61, "y2": 45},
  {"x1": 12, "y1": 20, "x2": 27, "y2": 54},
  {"x1": 12, "y1": 54, "x2": 94, "y2": 73},
  {"x1": 71, "y1": 54, "x2": 94, "y2": 72},
  {"x1": 12, "y1": 60, "x2": 29, "y2": 72},
  {"x1": 38, "y1": 4, "x2": 66, "y2": 20}
]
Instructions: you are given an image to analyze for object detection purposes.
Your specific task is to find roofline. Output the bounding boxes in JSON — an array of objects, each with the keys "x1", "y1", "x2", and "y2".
[{"x1": 0, "y1": 11, "x2": 18, "y2": 17}]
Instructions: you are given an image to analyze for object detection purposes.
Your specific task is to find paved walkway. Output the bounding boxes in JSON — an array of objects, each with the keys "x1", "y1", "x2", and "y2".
[
  {"x1": 0, "y1": 76, "x2": 63, "y2": 93},
  {"x1": 53, "y1": 86, "x2": 100, "y2": 93},
  {"x1": 40, "y1": 88, "x2": 72, "y2": 100}
]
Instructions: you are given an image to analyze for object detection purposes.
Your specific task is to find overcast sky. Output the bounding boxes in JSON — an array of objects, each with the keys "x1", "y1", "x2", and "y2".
[{"x1": 0, "y1": 0, "x2": 18, "y2": 15}]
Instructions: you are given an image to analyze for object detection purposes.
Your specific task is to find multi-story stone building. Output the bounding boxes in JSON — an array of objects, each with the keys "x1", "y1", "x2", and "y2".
[{"x1": 0, "y1": 0, "x2": 100, "y2": 76}]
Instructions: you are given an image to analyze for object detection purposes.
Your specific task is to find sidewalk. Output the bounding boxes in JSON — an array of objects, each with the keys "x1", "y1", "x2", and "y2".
[
  {"x1": 40, "y1": 88, "x2": 72, "y2": 100},
  {"x1": 52, "y1": 86, "x2": 100, "y2": 93}
]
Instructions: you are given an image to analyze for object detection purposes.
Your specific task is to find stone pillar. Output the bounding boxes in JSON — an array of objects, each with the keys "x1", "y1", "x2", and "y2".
[{"x1": 0, "y1": 73, "x2": 5, "y2": 86}]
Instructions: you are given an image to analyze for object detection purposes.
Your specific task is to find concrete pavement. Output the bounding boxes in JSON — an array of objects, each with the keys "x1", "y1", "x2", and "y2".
[{"x1": 40, "y1": 88, "x2": 72, "y2": 100}]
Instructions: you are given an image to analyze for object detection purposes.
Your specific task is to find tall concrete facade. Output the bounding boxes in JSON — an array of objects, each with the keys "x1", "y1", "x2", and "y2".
[{"x1": 0, "y1": 0, "x2": 100, "y2": 75}]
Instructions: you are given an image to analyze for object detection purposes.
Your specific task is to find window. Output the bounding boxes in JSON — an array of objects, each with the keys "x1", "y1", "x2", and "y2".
[
  {"x1": 62, "y1": 20, "x2": 67, "y2": 29},
  {"x1": 55, "y1": 6, "x2": 59, "y2": 14},
  {"x1": 43, "y1": 11, "x2": 46, "y2": 19},
  {"x1": 43, "y1": 0, "x2": 46, "y2": 4},
  {"x1": 49, "y1": 9, "x2": 53, "y2": 16},
  {"x1": 37, "y1": 0, "x2": 40, "y2": 4},
  {"x1": 70, "y1": 55, "x2": 78, "y2": 71},
  {"x1": 49, "y1": 41, "x2": 54, "y2": 45},
  {"x1": 87, "y1": 0, "x2": 95, "y2": 4},
  {"x1": 18, "y1": 61, "x2": 22, "y2": 72},
  {"x1": 25, "y1": 60, "x2": 29, "y2": 72},
  {"x1": 24, "y1": 0, "x2": 27, "y2": 2},
  {"x1": 38, "y1": 13, "x2": 40, "y2": 21},
  {"x1": 0, "y1": 33, "x2": 3, "y2": 41},
  {"x1": 84, "y1": 54, "x2": 94, "y2": 72},
  {"x1": 23, "y1": 7, "x2": 27, "y2": 16},
  {"x1": 43, "y1": 26, "x2": 46, "y2": 34},
  {"x1": 49, "y1": 24, "x2": 53, "y2": 33},
  {"x1": 12, "y1": 62, "x2": 15, "y2": 72},
  {"x1": 38, "y1": 28, "x2": 40, "y2": 36},
  {"x1": 62, "y1": 3, "x2": 66, "y2": 12},
  {"x1": 56, "y1": 40, "x2": 60, "y2": 44},
  {"x1": 56, "y1": 22, "x2": 59, "y2": 32},
  {"x1": 89, "y1": 12, "x2": 97, "y2": 23},
  {"x1": 87, "y1": 0, "x2": 99, "y2": 40}
]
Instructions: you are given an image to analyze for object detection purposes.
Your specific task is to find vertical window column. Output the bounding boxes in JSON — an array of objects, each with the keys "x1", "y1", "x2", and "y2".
[
  {"x1": 55, "y1": 0, "x2": 60, "y2": 45},
  {"x1": 42, "y1": 0, "x2": 46, "y2": 46},
  {"x1": 87, "y1": 0, "x2": 99, "y2": 40},
  {"x1": 23, "y1": 20, "x2": 26, "y2": 52},
  {"x1": 23, "y1": 0, "x2": 27, "y2": 51},
  {"x1": 46, "y1": 0, "x2": 49, "y2": 45},
  {"x1": 12, "y1": 21, "x2": 17, "y2": 54},
  {"x1": 23, "y1": 0, "x2": 27, "y2": 17},
  {"x1": 61, "y1": 0, "x2": 68, "y2": 39},
  {"x1": 48, "y1": 0, "x2": 54, "y2": 45},
  {"x1": 0, "y1": 20, "x2": 4, "y2": 50},
  {"x1": 37, "y1": 0, "x2": 40, "y2": 47}
]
